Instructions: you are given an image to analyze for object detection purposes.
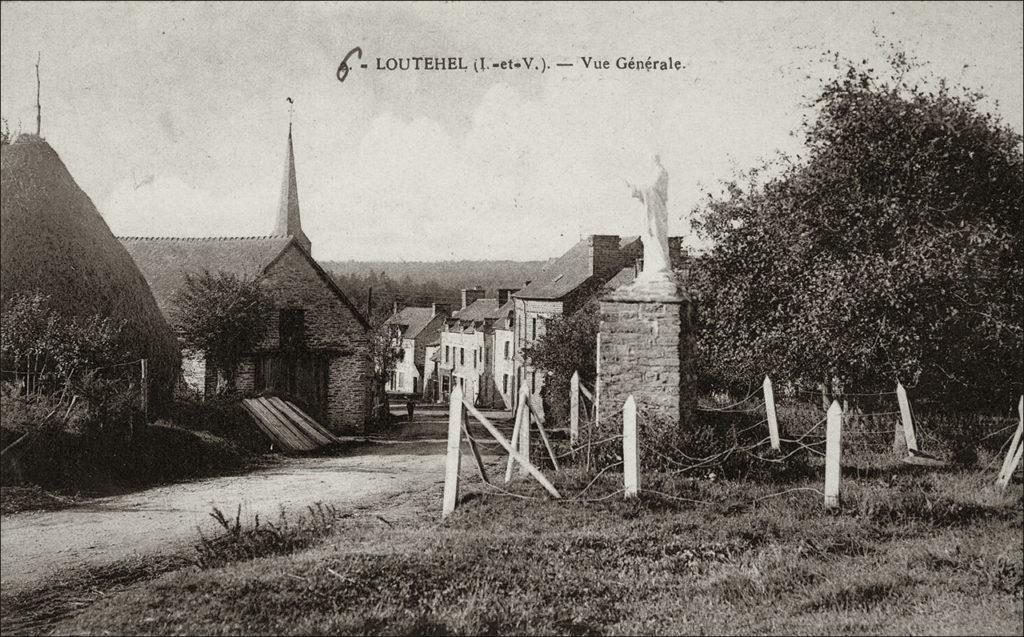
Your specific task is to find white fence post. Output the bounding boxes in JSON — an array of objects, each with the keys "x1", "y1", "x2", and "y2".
[
  {"x1": 824, "y1": 400, "x2": 842, "y2": 509},
  {"x1": 623, "y1": 395, "x2": 639, "y2": 499},
  {"x1": 896, "y1": 382, "x2": 918, "y2": 454},
  {"x1": 595, "y1": 332, "x2": 601, "y2": 429},
  {"x1": 518, "y1": 388, "x2": 532, "y2": 476},
  {"x1": 764, "y1": 376, "x2": 780, "y2": 451},
  {"x1": 442, "y1": 386, "x2": 464, "y2": 518},
  {"x1": 504, "y1": 389, "x2": 526, "y2": 483},
  {"x1": 996, "y1": 395, "x2": 1024, "y2": 490},
  {"x1": 570, "y1": 371, "x2": 580, "y2": 447},
  {"x1": 997, "y1": 444, "x2": 1023, "y2": 491}
]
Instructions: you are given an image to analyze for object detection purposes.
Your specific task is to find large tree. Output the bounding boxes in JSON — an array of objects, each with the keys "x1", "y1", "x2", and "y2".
[{"x1": 692, "y1": 51, "x2": 1023, "y2": 410}]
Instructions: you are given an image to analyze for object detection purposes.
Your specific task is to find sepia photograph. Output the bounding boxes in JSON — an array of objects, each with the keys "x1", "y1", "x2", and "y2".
[{"x1": 1, "y1": 1, "x2": 1022, "y2": 635}]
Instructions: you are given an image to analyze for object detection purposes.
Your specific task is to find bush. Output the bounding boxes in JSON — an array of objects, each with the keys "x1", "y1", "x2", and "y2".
[
  {"x1": 1, "y1": 422, "x2": 251, "y2": 490},
  {"x1": 193, "y1": 502, "x2": 346, "y2": 569},
  {"x1": 164, "y1": 394, "x2": 271, "y2": 454},
  {"x1": 580, "y1": 401, "x2": 810, "y2": 482}
]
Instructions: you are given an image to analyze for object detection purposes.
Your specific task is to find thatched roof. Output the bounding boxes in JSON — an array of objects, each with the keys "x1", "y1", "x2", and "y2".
[{"x1": 1, "y1": 134, "x2": 181, "y2": 407}]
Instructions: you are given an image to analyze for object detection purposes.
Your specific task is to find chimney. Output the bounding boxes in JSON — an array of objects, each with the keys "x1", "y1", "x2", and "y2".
[
  {"x1": 432, "y1": 302, "x2": 451, "y2": 317},
  {"x1": 392, "y1": 301, "x2": 398, "y2": 316},
  {"x1": 497, "y1": 288, "x2": 519, "y2": 306},
  {"x1": 461, "y1": 287, "x2": 485, "y2": 309},
  {"x1": 588, "y1": 234, "x2": 623, "y2": 280}
]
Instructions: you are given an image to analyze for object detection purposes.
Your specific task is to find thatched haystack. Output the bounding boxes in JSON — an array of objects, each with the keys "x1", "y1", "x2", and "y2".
[{"x1": 1, "y1": 134, "x2": 180, "y2": 409}]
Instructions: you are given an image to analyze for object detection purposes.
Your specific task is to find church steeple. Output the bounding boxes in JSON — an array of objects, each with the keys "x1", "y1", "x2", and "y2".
[{"x1": 275, "y1": 123, "x2": 311, "y2": 253}]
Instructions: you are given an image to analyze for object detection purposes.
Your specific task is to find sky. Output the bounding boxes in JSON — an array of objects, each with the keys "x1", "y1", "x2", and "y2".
[{"x1": 2, "y1": 1, "x2": 1021, "y2": 262}]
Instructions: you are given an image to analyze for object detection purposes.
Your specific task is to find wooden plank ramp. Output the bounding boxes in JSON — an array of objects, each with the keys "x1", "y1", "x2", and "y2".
[{"x1": 241, "y1": 396, "x2": 338, "y2": 452}]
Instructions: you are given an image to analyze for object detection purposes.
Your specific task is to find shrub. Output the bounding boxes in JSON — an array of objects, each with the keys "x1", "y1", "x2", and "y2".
[
  {"x1": 580, "y1": 401, "x2": 810, "y2": 482},
  {"x1": 163, "y1": 394, "x2": 271, "y2": 454},
  {"x1": 172, "y1": 270, "x2": 272, "y2": 390},
  {"x1": 193, "y1": 502, "x2": 346, "y2": 569}
]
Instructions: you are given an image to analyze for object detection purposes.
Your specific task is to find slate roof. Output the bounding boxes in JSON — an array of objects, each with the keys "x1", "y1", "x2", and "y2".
[
  {"x1": 385, "y1": 306, "x2": 437, "y2": 340},
  {"x1": 514, "y1": 236, "x2": 641, "y2": 300},
  {"x1": 603, "y1": 265, "x2": 638, "y2": 292},
  {"x1": 453, "y1": 298, "x2": 499, "y2": 322},
  {"x1": 118, "y1": 234, "x2": 369, "y2": 329},
  {"x1": 452, "y1": 297, "x2": 515, "y2": 323}
]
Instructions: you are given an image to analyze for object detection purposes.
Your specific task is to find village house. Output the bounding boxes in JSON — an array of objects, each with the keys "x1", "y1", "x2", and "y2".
[
  {"x1": 436, "y1": 287, "x2": 517, "y2": 407},
  {"x1": 511, "y1": 234, "x2": 688, "y2": 401},
  {"x1": 383, "y1": 303, "x2": 449, "y2": 396},
  {"x1": 119, "y1": 126, "x2": 372, "y2": 433}
]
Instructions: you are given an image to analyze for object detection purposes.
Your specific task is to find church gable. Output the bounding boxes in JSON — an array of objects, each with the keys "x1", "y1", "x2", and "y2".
[{"x1": 259, "y1": 243, "x2": 369, "y2": 353}]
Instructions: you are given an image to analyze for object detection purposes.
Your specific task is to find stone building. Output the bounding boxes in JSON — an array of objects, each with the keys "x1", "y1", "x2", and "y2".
[
  {"x1": 383, "y1": 303, "x2": 449, "y2": 396},
  {"x1": 437, "y1": 287, "x2": 517, "y2": 407},
  {"x1": 511, "y1": 235, "x2": 643, "y2": 401},
  {"x1": 119, "y1": 126, "x2": 372, "y2": 433},
  {"x1": 510, "y1": 234, "x2": 691, "y2": 407}
]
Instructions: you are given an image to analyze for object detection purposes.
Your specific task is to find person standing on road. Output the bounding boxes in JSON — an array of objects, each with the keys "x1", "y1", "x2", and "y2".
[{"x1": 406, "y1": 398, "x2": 416, "y2": 422}]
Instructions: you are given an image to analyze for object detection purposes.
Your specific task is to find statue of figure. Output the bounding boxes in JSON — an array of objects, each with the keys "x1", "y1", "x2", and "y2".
[{"x1": 627, "y1": 155, "x2": 671, "y2": 281}]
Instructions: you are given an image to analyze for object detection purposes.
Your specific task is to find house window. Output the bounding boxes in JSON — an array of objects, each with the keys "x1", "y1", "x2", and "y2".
[
  {"x1": 504, "y1": 341, "x2": 510, "y2": 359},
  {"x1": 503, "y1": 374, "x2": 508, "y2": 394},
  {"x1": 473, "y1": 351, "x2": 477, "y2": 368},
  {"x1": 531, "y1": 371, "x2": 536, "y2": 393},
  {"x1": 445, "y1": 346, "x2": 449, "y2": 362},
  {"x1": 279, "y1": 309, "x2": 305, "y2": 350},
  {"x1": 531, "y1": 318, "x2": 536, "y2": 340},
  {"x1": 460, "y1": 348, "x2": 465, "y2": 366}
]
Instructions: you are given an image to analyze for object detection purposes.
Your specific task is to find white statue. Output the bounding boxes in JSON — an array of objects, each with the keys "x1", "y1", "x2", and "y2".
[{"x1": 628, "y1": 155, "x2": 671, "y2": 282}]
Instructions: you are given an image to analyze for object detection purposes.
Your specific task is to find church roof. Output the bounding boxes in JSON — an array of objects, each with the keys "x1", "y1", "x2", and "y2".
[{"x1": 118, "y1": 234, "x2": 369, "y2": 330}]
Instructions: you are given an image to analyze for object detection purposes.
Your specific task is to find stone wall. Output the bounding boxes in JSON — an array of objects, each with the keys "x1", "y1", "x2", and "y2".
[
  {"x1": 259, "y1": 244, "x2": 370, "y2": 433},
  {"x1": 328, "y1": 351, "x2": 370, "y2": 432},
  {"x1": 598, "y1": 294, "x2": 696, "y2": 427}
]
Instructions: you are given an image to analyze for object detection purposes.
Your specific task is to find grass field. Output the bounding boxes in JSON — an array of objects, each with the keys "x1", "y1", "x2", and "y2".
[{"x1": 3, "y1": 444, "x2": 1021, "y2": 636}]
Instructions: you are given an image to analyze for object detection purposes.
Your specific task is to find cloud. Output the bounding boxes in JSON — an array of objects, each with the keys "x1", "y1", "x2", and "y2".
[{"x1": 102, "y1": 175, "x2": 274, "y2": 237}]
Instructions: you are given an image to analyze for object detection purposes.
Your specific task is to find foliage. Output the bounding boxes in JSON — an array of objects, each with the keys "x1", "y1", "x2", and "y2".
[
  {"x1": 1, "y1": 422, "x2": 251, "y2": 491},
  {"x1": 0, "y1": 117, "x2": 10, "y2": 146},
  {"x1": 691, "y1": 48, "x2": 1023, "y2": 411},
  {"x1": 165, "y1": 393, "x2": 271, "y2": 453},
  {"x1": 171, "y1": 270, "x2": 272, "y2": 386},
  {"x1": 1, "y1": 292, "x2": 126, "y2": 386},
  {"x1": 193, "y1": 502, "x2": 345, "y2": 570},
  {"x1": 523, "y1": 296, "x2": 599, "y2": 424}
]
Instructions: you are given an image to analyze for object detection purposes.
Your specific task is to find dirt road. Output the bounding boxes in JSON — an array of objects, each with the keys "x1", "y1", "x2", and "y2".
[{"x1": 1, "y1": 404, "x2": 512, "y2": 594}]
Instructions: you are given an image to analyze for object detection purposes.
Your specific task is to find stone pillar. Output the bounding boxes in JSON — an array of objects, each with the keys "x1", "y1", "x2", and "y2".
[{"x1": 597, "y1": 276, "x2": 695, "y2": 428}]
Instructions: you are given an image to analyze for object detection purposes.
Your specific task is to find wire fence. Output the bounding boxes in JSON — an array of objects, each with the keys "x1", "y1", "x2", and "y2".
[
  {"x1": 1, "y1": 358, "x2": 148, "y2": 434},
  {"x1": 442, "y1": 374, "x2": 1022, "y2": 519}
]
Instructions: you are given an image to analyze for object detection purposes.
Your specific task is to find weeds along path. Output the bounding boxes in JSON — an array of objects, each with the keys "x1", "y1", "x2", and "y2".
[{"x1": 0, "y1": 440, "x2": 459, "y2": 594}]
